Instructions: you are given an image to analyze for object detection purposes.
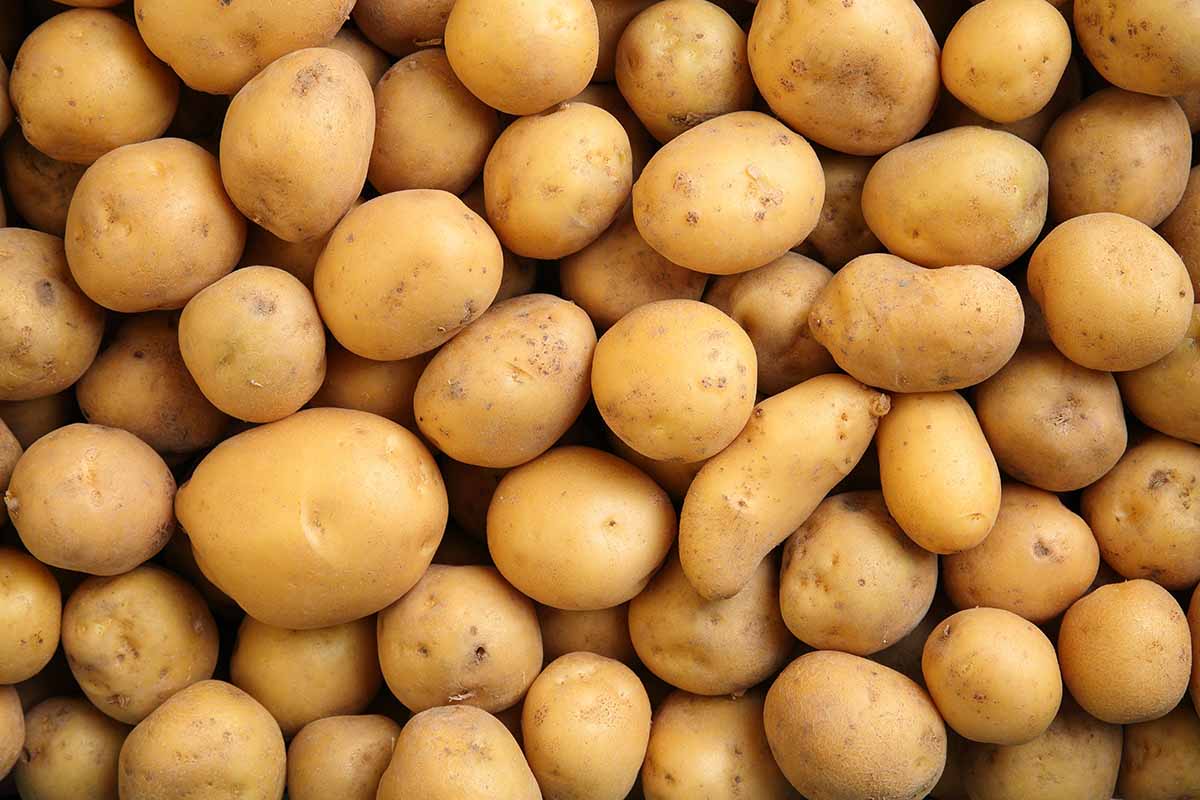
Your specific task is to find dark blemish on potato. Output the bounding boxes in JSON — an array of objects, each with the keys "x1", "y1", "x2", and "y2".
[
  {"x1": 293, "y1": 62, "x2": 328, "y2": 96},
  {"x1": 685, "y1": 211, "x2": 700, "y2": 225},
  {"x1": 219, "y1": 0, "x2": 232, "y2": 5},
  {"x1": 250, "y1": 294, "x2": 277, "y2": 316},
  {"x1": 473, "y1": 645, "x2": 488, "y2": 662},
  {"x1": 35, "y1": 279, "x2": 55, "y2": 306},
  {"x1": 1033, "y1": 539, "x2": 1052, "y2": 558},
  {"x1": 1148, "y1": 470, "x2": 1171, "y2": 490},
  {"x1": 417, "y1": 645, "x2": 430, "y2": 656}
]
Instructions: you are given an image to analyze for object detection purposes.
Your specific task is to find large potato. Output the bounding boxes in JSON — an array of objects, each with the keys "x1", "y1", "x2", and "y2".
[
  {"x1": 14, "y1": 696, "x2": 129, "y2": 800},
  {"x1": 175, "y1": 408, "x2": 447, "y2": 629},
  {"x1": 1118, "y1": 305, "x2": 1200, "y2": 443},
  {"x1": 1117, "y1": 702, "x2": 1200, "y2": 800},
  {"x1": 353, "y1": 0, "x2": 454, "y2": 56},
  {"x1": 1073, "y1": 0, "x2": 1200, "y2": 96},
  {"x1": 1158, "y1": 167, "x2": 1200, "y2": 297},
  {"x1": 308, "y1": 342, "x2": 430, "y2": 430},
  {"x1": 805, "y1": 150, "x2": 882, "y2": 268},
  {"x1": 538, "y1": 604, "x2": 636, "y2": 666},
  {"x1": 632, "y1": 111, "x2": 824, "y2": 274},
  {"x1": 0, "y1": 547, "x2": 60, "y2": 684},
  {"x1": 1, "y1": 131, "x2": 86, "y2": 236},
  {"x1": 287, "y1": 715, "x2": 402, "y2": 800}
]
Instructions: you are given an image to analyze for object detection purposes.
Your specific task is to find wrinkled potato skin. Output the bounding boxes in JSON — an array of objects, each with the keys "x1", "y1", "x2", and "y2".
[
  {"x1": 806, "y1": 151, "x2": 882, "y2": 268},
  {"x1": 287, "y1": 715, "x2": 402, "y2": 800},
  {"x1": 308, "y1": 343, "x2": 429, "y2": 430},
  {"x1": 1, "y1": 132, "x2": 87, "y2": 236},
  {"x1": 537, "y1": 604, "x2": 637, "y2": 666},
  {"x1": 1073, "y1": 0, "x2": 1200, "y2": 96},
  {"x1": 0, "y1": 686, "x2": 20, "y2": 778},
  {"x1": 1158, "y1": 167, "x2": 1200, "y2": 298},
  {"x1": 0, "y1": 547, "x2": 59, "y2": 684},
  {"x1": 1117, "y1": 702, "x2": 1200, "y2": 800},
  {"x1": 1119, "y1": 306, "x2": 1200, "y2": 443},
  {"x1": 327, "y1": 27, "x2": 392, "y2": 85},
  {"x1": 353, "y1": 0, "x2": 454, "y2": 56},
  {"x1": 595, "y1": 0, "x2": 658, "y2": 81},
  {"x1": 0, "y1": 393, "x2": 77, "y2": 449},
  {"x1": 14, "y1": 696, "x2": 129, "y2": 800}
]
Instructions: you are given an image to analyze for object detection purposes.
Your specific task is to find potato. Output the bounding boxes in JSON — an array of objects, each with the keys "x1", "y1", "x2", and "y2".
[
  {"x1": 1081, "y1": 433, "x2": 1200, "y2": 589},
  {"x1": 765, "y1": 651, "x2": 947, "y2": 800},
  {"x1": 642, "y1": 690, "x2": 795, "y2": 800},
  {"x1": 159, "y1": 532, "x2": 240, "y2": 620},
  {"x1": 1120, "y1": 306, "x2": 1200, "y2": 443},
  {"x1": 0, "y1": 132, "x2": 86, "y2": 237},
  {"x1": 10, "y1": 10, "x2": 178, "y2": 164},
  {"x1": 1027, "y1": 213, "x2": 1194, "y2": 371},
  {"x1": 593, "y1": 299, "x2": 756, "y2": 462},
  {"x1": 287, "y1": 715, "x2": 401, "y2": 800},
  {"x1": 315, "y1": 190, "x2": 502, "y2": 360},
  {"x1": 0, "y1": 686, "x2": 20, "y2": 779},
  {"x1": 861, "y1": 127, "x2": 1047, "y2": 269},
  {"x1": 1073, "y1": 0, "x2": 1200, "y2": 96},
  {"x1": 680, "y1": 374, "x2": 888, "y2": 599},
  {"x1": 0, "y1": 393, "x2": 76, "y2": 449},
  {"x1": 975, "y1": 346, "x2": 1127, "y2": 491},
  {"x1": 809, "y1": 254, "x2": 1024, "y2": 391},
  {"x1": 605, "y1": 433, "x2": 706, "y2": 503},
  {"x1": 62, "y1": 566, "x2": 217, "y2": 724},
  {"x1": 14, "y1": 696, "x2": 129, "y2": 800},
  {"x1": 308, "y1": 342, "x2": 429, "y2": 430},
  {"x1": 377, "y1": 565, "x2": 542, "y2": 713},
  {"x1": 1177, "y1": 89, "x2": 1200, "y2": 132},
  {"x1": 220, "y1": 48, "x2": 374, "y2": 242},
  {"x1": 0, "y1": 228, "x2": 105, "y2": 402},
  {"x1": 805, "y1": 151, "x2": 882, "y2": 268},
  {"x1": 175, "y1": 408, "x2": 447, "y2": 629},
  {"x1": 0, "y1": 548, "x2": 59, "y2": 684},
  {"x1": 6, "y1": 424, "x2": 174, "y2": 575},
  {"x1": 488, "y1": 446, "x2": 675, "y2": 609},
  {"x1": 135, "y1": 0, "x2": 353, "y2": 95},
  {"x1": 780, "y1": 492, "x2": 937, "y2": 655},
  {"x1": 118, "y1": 680, "x2": 285, "y2": 800},
  {"x1": 632, "y1": 111, "x2": 824, "y2": 274},
  {"x1": 629, "y1": 550, "x2": 793, "y2": 695},
  {"x1": 327, "y1": 26, "x2": 392, "y2": 85},
  {"x1": 353, "y1": 0, "x2": 453, "y2": 56},
  {"x1": 747, "y1": 0, "x2": 940, "y2": 156},
  {"x1": 1058, "y1": 579, "x2": 1191, "y2": 724},
  {"x1": 537, "y1": 604, "x2": 637, "y2": 666},
  {"x1": 377, "y1": 705, "x2": 540, "y2": 800},
  {"x1": 1117, "y1": 702, "x2": 1200, "y2": 800},
  {"x1": 0, "y1": 422, "x2": 18, "y2": 527},
  {"x1": 1158, "y1": 166, "x2": 1200, "y2": 297},
  {"x1": 444, "y1": 0, "x2": 598, "y2": 115},
  {"x1": 961, "y1": 699, "x2": 1122, "y2": 800},
  {"x1": 370, "y1": 50, "x2": 499, "y2": 195},
  {"x1": 923, "y1": 608, "x2": 1062, "y2": 745},
  {"x1": 413, "y1": 294, "x2": 596, "y2": 468},
  {"x1": 179, "y1": 266, "x2": 325, "y2": 423},
  {"x1": 595, "y1": 0, "x2": 658, "y2": 82},
  {"x1": 569, "y1": 83, "x2": 657, "y2": 179},
  {"x1": 76, "y1": 313, "x2": 228, "y2": 456},
  {"x1": 522, "y1": 653, "x2": 651, "y2": 800}
]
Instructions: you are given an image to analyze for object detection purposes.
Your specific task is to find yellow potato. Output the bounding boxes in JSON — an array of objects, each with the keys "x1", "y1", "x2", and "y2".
[
  {"x1": 327, "y1": 26, "x2": 392, "y2": 85},
  {"x1": 1073, "y1": 0, "x2": 1200, "y2": 96},
  {"x1": 0, "y1": 547, "x2": 59, "y2": 684},
  {"x1": 805, "y1": 150, "x2": 882, "y2": 268},
  {"x1": 0, "y1": 686, "x2": 20, "y2": 779},
  {"x1": 537, "y1": 604, "x2": 636, "y2": 666},
  {"x1": 14, "y1": 696, "x2": 129, "y2": 800},
  {"x1": 287, "y1": 715, "x2": 402, "y2": 800},
  {"x1": 1117, "y1": 702, "x2": 1200, "y2": 800},
  {"x1": 1119, "y1": 306, "x2": 1200, "y2": 443},
  {"x1": 1, "y1": 129, "x2": 86, "y2": 237},
  {"x1": 1157, "y1": 166, "x2": 1200, "y2": 298},
  {"x1": 308, "y1": 342, "x2": 429, "y2": 430},
  {"x1": 0, "y1": 392, "x2": 77, "y2": 449},
  {"x1": 353, "y1": 0, "x2": 453, "y2": 56}
]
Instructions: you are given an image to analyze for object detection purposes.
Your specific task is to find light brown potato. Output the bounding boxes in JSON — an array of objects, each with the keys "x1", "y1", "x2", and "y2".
[
  {"x1": 1028, "y1": 213, "x2": 1194, "y2": 371},
  {"x1": 0, "y1": 422, "x2": 18, "y2": 528},
  {"x1": 0, "y1": 548, "x2": 59, "y2": 685},
  {"x1": 62, "y1": 566, "x2": 217, "y2": 724},
  {"x1": 1, "y1": 130, "x2": 86, "y2": 237},
  {"x1": 766, "y1": 651, "x2": 947, "y2": 800},
  {"x1": 805, "y1": 151, "x2": 882, "y2": 268},
  {"x1": 944, "y1": 484, "x2": 1099, "y2": 624},
  {"x1": 118, "y1": 680, "x2": 285, "y2": 800},
  {"x1": 327, "y1": 26, "x2": 392, "y2": 85},
  {"x1": 680, "y1": 374, "x2": 889, "y2": 600},
  {"x1": 1073, "y1": 0, "x2": 1200, "y2": 96},
  {"x1": 308, "y1": 342, "x2": 429, "y2": 429},
  {"x1": 445, "y1": 0, "x2": 598, "y2": 115},
  {"x1": 0, "y1": 393, "x2": 77, "y2": 449},
  {"x1": 781, "y1": 491, "x2": 937, "y2": 656},
  {"x1": 593, "y1": 299, "x2": 756, "y2": 462},
  {"x1": 605, "y1": 432, "x2": 706, "y2": 504},
  {"x1": 595, "y1": 0, "x2": 657, "y2": 82},
  {"x1": 537, "y1": 604, "x2": 636, "y2": 666},
  {"x1": 353, "y1": 0, "x2": 453, "y2": 56},
  {"x1": 135, "y1": 0, "x2": 353, "y2": 95},
  {"x1": 1058, "y1": 580, "x2": 1191, "y2": 724},
  {"x1": 1120, "y1": 306, "x2": 1200, "y2": 443},
  {"x1": 1042, "y1": 89, "x2": 1191, "y2": 227},
  {"x1": 287, "y1": 715, "x2": 402, "y2": 800},
  {"x1": 632, "y1": 111, "x2": 824, "y2": 275},
  {"x1": 220, "y1": 48, "x2": 374, "y2": 242},
  {"x1": 1158, "y1": 166, "x2": 1200, "y2": 298},
  {"x1": 1118, "y1": 702, "x2": 1200, "y2": 800},
  {"x1": 6, "y1": 424, "x2": 174, "y2": 575},
  {"x1": 522, "y1": 653, "x2": 651, "y2": 800},
  {"x1": 489, "y1": 446, "x2": 675, "y2": 610},
  {"x1": 10, "y1": 10, "x2": 178, "y2": 164},
  {"x1": 568, "y1": 83, "x2": 657, "y2": 179},
  {"x1": 413, "y1": 294, "x2": 596, "y2": 468},
  {"x1": 747, "y1": 0, "x2": 940, "y2": 155},
  {"x1": 175, "y1": 408, "x2": 447, "y2": 629},
  {"x1": 370, "y1": 50, "x2": 499, "y2": 195},
  {"x1": 315, "y1": 190, "x2": 502, "y2": 360},
  {"x1": 14, "y1": 696, "x2": 129, "y2": 800},
  {"x1": 0, "y1": 685, "x2": 20, "y2": 779}
]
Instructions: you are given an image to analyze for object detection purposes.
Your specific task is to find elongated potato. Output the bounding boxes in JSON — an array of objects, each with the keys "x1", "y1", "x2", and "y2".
[
  {"x1": 1118, "y1": 305, "x2": 1200, "y2": 443},
  {"x1": 679, "y1": 373, "x2": 890, "y2": 600}
]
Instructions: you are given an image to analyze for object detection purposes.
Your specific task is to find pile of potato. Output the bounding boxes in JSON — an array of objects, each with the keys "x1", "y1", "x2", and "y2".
[{"x1": 0, "y1": 0, "x2": 1198, "y2": 797}]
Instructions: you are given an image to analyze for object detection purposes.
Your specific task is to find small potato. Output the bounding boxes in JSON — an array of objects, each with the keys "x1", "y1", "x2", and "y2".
[
  {"x1": 488, "y1": 446, "x2": 676, "y2": 610},
  {"x1": 943, "y1": 484, "x2": 1099, "y2": 624},
  {"x1": 569, "y1": 83, "x2": 657, "y2": 179},
  {"x1": 1073, "y1": 0, "x2": 1200, "y2": 96},
  {"x1": 861, "y1": 127, "x2": 1048, "y2": 269},
  {"x1": 287, "y1": 715, "x2": 402, "y2": 800},
  {"x1": 632, "y1": 111, "x2": 824, "y2": 275},
  {"x1": 444, "y1": 0, "x2": 598, "y2": 115},
  {"x1": 593, "y1": 299, "x2": 756, "y2": 462},
  {"x1": 315, "y1": 190, "x2": 502, "y2": 360},
  {"x1": 1, "y1": 130, "x2": 86, "y2": 236},
  {"x1": 1042, "y1": 89, "x2": 1191, "y2": 227},
  {"x1": 810, "y1": 254, "x2": 1024, "y2": 392},
  {"x1": 595, "y1": 0, "x2": 658, "y2": 81},
  {"x1": 6, "y1": 424, "x2": 174, "y2": 575},
  {"x1": 522, "y1": 653, "x2": 651, "y2": 800},
  {"x1": 117, "y1": 681, "x2": 285, "y2": 800},
  {"x1": 629, "y1": 551, "x2": 794, "y2": 695},
  {"x1": 780, "y1": 492, "x2": 937, "y2": 656},
  {"x1": 377, "y1": 706, "x2": 540, "y2": 800},
  {"x1": 1081, "y1": 433, "x2": 1200, "y2": 590},
  {"x1": 1118, "y1": 305, "x2": 1200, "y2": 443},
  {"x1": 370, "y1": 50, "x2": 500, "y2": 195},
  {"x1": 14, "y1": 696, "x2": 129, "y2": 800},
  {"x1": 923, "y1": 608, "x2": 1062, "y2": 745},
  {"x1": 353, "y1": 0, "x2": 453, "y2": 56},
  {"x1": 0, "y1": 548, "x2": 59, "y2": 685},
  {"x1": 1027, "y1": 213, "x2": 1194, "y2": 371},
  {"x1": 765, "y1": 651, "x2": 947, "y2": 800},
  {"x1": 0, "y1": 686, "x2": 19, "y2": 779},
  {"x1": 805, "y1": 151, "x2": 882, "y2": 268},
  {"x1": 1158, "y1": 166, "x2": 1200, "y2": 298},
  {"x1": 308, "y1": 342, "x2": 429, "y2": 430},
  {"x1": 1118, "y1": 703, "x2": 1200, "y2": 800},
  {"x1": 220, "y1": 48, "x2": 374, "y2": 242},
  {"x1": 327, "y1": 26, "x2": 392, "y2": 85},
  {"x1": 0, "y1": 393, "x2": 77, "y2": 449},
  {"x1": 63, "y1": 566, "x2": 218, "y2": 724},
  {"x1": 1058, "y1": 580, "x2": 1192, "y2": 724},
  {"x1": 537, "y1": 604, "x2": 636, "y2": 665},
  {"x1": 413, "y1": 294, "x2": 597, "y2": 468},
  {"x1": 606, "y1": 432, "x2": 706, "y2": 503},
  {"x1": 10, "y1": 10, "x2": 178, "y2": 164}
]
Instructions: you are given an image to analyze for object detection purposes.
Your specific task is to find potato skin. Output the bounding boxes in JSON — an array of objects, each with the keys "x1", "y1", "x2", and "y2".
[
  {"x1": 0, "y1": 547, "x2": 59, "y2": 684},
  {"x1": 1158, "y1": 167, "x2": 1200, "y2": 298},
  {"x1": 0, "y1": 421, "x2": 19, "y2": 528},
  {"x1": 1119, "y1": 305, "x2": 1200, "y2": 443},
  {"x1": 326, "y1": 27, "x2": 392, "y2": 85},
  {"x1": 0, "y1": 686, "x2": 20, "y2": 779},
  {"x1": 805, "y1": 151, "x2": 882, "y2": 268},
  {"x1": 353, "y1": 0, "x2": 454, "y2": 56},
  {"x1": 1118, "y1": 702, "x2": 1200, "y2": 800},
  {"x1": 308, "y1": 343, "x2": 430, "y2": 430},
  {"x1": 0, "y1": 393, "x2": 77, "y2": 449},
  {"x1": 594, "y1": 0, "x2": 658, "y2": 82},
  {"x1": 175, "y1": 408, "x2": 447, "y2": 629},
  {"x1": 568, "y1": 83, "x2": 657, "y2": 180},
  {"x1": 1, "y1": 132, "x2": 87, "y2": 236},
  {"x1": 287, "y1": 715, "x2": 401, "y2": 800},
  {"x1": 1073, "y1": 0, "x2": 1200, "y2": 96},
  {"x1": 537, "y1": 604, "x2": 637, "y2": 666},
  {"x1": 1192, "y1": 586, "x2": 1200, "y2": 715},
  {"x1": 14, "y1": 696, "x2": 129, "y2": 800}
]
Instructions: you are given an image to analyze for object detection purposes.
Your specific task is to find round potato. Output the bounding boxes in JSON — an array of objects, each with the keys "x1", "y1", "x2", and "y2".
[
  {"x1": 0, "y1": 686, "x2": 20, "y2": 779},
  {"x1": 220, "y1": 47, "x2": 374, "y2": 242},
  {"x1": 353, "y1": 0, "x2": 453, "y2": 56},
  {"x1": 1118, "y1": 305, "x2": 1200, "y2": 443},
  {"x1": 1, "y1": 131, "x2": 86, "y2": 236},
  {"x1": 1027, "y1": 213, "x2": 1194, "y2": 371},
  {"x1": 537, "y1": 604, "x2": 637, "y2": 666},
  {"x1": 1058, "y1": 579, "x2": 1192, "y2": 724},
  {"x1": 1159, "y1": 166, "x2": 1200, "y2": 297},
  {"x1": 327, "y1": 26, "x2": 392, "y2": 85},
  {"x1": 1073, "y1": 0, "x2": 1200, "y2": 96},
  {"x1": 0, "y1": 421, "x2": 19, "y2": 528},
  {"x1": 488, "y1": 446, "x2": 676, "y2": 609},
  {"x1": 632, "y1": 111, "x2": 824, "y2": 274},
  {"x1": 287, "y1": 715, "x2": 402, "y2": 800},
  {"x1": 1117, "y1": 701, "x2": 1200, "y2": 800},
  {"x1": 308, "y1": 342, "x2": 429, "y2": 430},
  {"x1": 14, "y1": 696, "x2": 129, "y2": 800},
  {"x1": 0, "y1": 393, "x2": 77, "y2": 449},
  {"x1": 805, "y1": 150, "x2": 882, "y2": 268},
  {"x1": 0, "y1": 548, "x2": 59, "y2": 685}
]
